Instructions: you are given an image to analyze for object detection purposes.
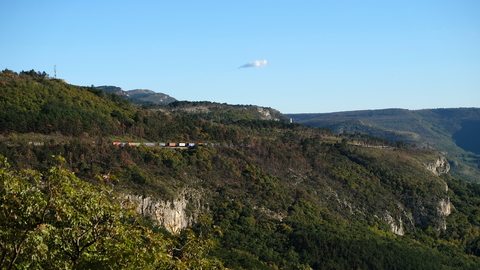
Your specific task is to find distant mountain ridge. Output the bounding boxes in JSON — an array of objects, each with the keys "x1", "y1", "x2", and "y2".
[
  {"x1": 98, "y1": 86, "x2": 287, "y2": 122},
  {"x1": 97, "y1": 85, "x2": 177, "y2": 105},
  {"x1": 161, "y1": 101, "x2": 289, "y2": 122},
  {"x1": 287, "y1": 108, "x2": 480, "y2": 182}
]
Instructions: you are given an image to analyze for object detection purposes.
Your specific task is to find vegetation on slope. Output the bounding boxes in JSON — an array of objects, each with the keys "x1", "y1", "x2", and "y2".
[
  {"x1": 3, "y1": 138, "x2": 480, "y2": 269},
  {"x1": 287, "y1": 108, "x2": 480, "y2": 182},
  {"x1": 2, "y1": 69, "x2": 480, "y2": 269},
  {"x1": 0, "y1": 156, "x2": 225, "y2": 269},
  {"x1": 96, "y1": 85, "x2": 177, "y2": 106},
  {"x1": 0, "y1": 69, "x2": 136, "y2": 137}
]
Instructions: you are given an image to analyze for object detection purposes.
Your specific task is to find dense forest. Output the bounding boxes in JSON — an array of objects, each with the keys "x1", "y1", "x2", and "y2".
[{"x1": 3, "y1": 69, "x2": 480, "y2": 269}]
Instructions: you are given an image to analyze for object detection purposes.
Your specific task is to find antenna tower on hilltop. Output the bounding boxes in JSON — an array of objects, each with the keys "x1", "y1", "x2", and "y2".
[{"x1": 54, "y1": 65, "x2": 57, "y2": 78}]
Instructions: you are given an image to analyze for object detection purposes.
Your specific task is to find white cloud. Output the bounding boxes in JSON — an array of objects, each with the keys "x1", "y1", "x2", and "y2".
[{"x1": 238, "y1": 60, "x2": 268, "y2": 69}]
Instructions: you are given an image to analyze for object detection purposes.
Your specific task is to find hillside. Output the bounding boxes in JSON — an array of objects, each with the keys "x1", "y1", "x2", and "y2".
[
  {"x1": 0, "y1": 70, "x2": 284, "y2": 140},
  {"x1": 287, "y1": 108, "x2": 480, "y2": 183},
  {"x1": 97, "y1": 85, "x2": 177, "y2": 106},
  {"x1": 3, "y1": 69, "x2": 480, "y2": 269},
  {"x1": 98, "y1": 84, "x2": 287, "y2": 122},
  {"x1": 160, "y1": 100, "x2": 289, "y2": 122}
]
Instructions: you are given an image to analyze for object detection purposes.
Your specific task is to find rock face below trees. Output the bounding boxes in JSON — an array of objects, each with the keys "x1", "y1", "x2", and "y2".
[
  {"x1": 382, "y1": 197, "x2": 451, "y2": 235},
  {"x1": 423, "y1": 156, "x2": 451, "y2": 176},
  {"x1": 124, "y1": 154, "x2": 453, "y2": 236},
  {"x1": 124, "y1": 189, "x2": 203, "y2": 233}
]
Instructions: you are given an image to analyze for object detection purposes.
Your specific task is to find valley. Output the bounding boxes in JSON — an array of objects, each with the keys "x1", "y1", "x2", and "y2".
[
  {"x1": 2, "y1": 69, "x2": 480, "y2": 269},
  {"x1": 287, "y1": 108, "x2": 480, "y2": 183}
]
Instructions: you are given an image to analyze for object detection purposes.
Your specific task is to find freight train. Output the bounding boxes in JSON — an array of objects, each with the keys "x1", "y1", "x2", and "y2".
[{"x1": 111, "y1": 142, "x2": 225, "y2": 148}]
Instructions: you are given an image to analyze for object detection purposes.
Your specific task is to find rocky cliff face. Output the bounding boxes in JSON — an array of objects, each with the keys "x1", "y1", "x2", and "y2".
[
  {"x1": 381, "y1": 203, "x2": 415, "y2": 236},
  {"x1": 383, "y1": 210, "x2": 408, "y2": 235},
  {"x1": 256, "y1": 106, "x2": 281, "y2": 121},
  {"x1": 123, "y1": 155, "x2": 452, "y2": 236},
  {"x1": 124, "y1": 189, "x2": 203, "y2": 234},
  {"x1": 381, "y1": 155, "x2": 451, "y2": 235},
  {"x1": 159, "y1": 103, "x2": 285, "y2": 121},
  {"x1": 381, "y1": 196, "x2": 451, "y2": 235},
  {"x1": 423, "y1": 156, "x2": 451, "y2": 176},
  {"x1": 436, "y1": 197, "x2": 451, "y2": 230},
  {"x1": 125, "y1": 189, "x2": 451, "y2": 236}
]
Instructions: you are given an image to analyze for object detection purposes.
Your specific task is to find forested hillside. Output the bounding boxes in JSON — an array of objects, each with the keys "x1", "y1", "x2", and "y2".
[
  {"x1": 287, "y1": 108, "x2": 480, "y2": 183},
  {"x1": 0, "y1": 70, "x2": 136, "y2": 136},
  {"x1": 3, "y1": 69, "x2": 480, "y2": 269},
  {"x1": 96, "y1": 85, "x2": 177, "y2": 106}
]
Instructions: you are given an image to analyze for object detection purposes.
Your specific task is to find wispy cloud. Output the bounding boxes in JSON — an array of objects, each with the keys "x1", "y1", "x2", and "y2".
[{"x1": 238, "y1": 60, "x2": 268, "y2": 69}]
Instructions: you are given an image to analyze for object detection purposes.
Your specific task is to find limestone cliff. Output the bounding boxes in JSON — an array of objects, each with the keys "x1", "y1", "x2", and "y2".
[
  {"x1": 124, "y1": 189, "x2": 203, "y2": 234},
  {"x1": 381, "y1": 196, "x2": 450, "y2": 235},
  {"x1": 423, "y1": 156, "x2": 450, "y2": 176},
  {"x1": 255, "y1": 106, "x2": 281, "y2": 121}
]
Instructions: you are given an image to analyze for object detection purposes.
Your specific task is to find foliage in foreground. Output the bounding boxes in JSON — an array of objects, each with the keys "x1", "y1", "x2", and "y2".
[{"x1": 0, "y1": 156, "x2": 224, "y2": 270}]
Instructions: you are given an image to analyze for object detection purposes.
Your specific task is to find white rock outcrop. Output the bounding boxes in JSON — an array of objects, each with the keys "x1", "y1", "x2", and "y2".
[
  {"x1": 124, "y1": 190, "x2": 202, "y2": 234},
  {"x1": 424, "y1": 156, "x2": 450, "y2": 176},
  {"x1": 384, "y1": 211, "x2": 405, "y2": 235},
  {"x1": 255, "y1": 106, "x2": 283, "y2": 121},
  {"x1": 436, "y1": 197, "x2": 451, "y2": 231}
]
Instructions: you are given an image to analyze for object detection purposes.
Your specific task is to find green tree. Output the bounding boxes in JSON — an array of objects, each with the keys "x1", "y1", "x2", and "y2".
[{"x1": 0, "y1": 156, "x2": 224, "y2": 269}]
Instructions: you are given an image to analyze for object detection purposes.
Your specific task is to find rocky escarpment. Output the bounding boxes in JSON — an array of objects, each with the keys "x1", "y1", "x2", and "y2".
[
  {"x1": 380, "y1": 196, "x2": 451, "y2": 235},
  {"x1": 381, "y1": 203, "x2": 414, "y2": 236},
  {"x1": 154, "y1": 101, "x2": 288, "y2": 121},
  {"x1": 321, "y1": 154, "x2": 452, "y2": 236},
  {"x1": 437, "y1": 197, "x2": 451, "y2": 230},
  {"x1": 324, "y1": 187, "x2": 447, "y2": 236},
  {"x1": 255, "y1": 106, "x2": 281, "y2": 121},
  {"x1": 124, "y1": 189, "x2": 204, "y2": 233},
  {"x1": 423, "y1": 156, "x2": 450, "y2": 176},
  {"x1": 123, "y1": 155, "x2": 452, "y2": 237},
  {"x1": 380, "y1": 155, "x2": 451, "y2": 234}
]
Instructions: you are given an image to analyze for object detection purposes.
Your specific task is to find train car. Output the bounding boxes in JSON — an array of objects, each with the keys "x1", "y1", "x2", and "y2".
[
  {"x1": 168, "y1": 143, "x2": 176, "y2": 147},
  {"x1": 159, "y1": 143, "x2": 166, "y2": 147},
  {"x1": 178, "y1": 143, "x2": 186, "y2": 147},
  {"x1": 188, "y1": 143, "x2": 195, "y2": 147},
  {"x1": 144, "y1": 143, "x2": 155, "y2": 146},
  {"x1": 112, "y1": 142, "x2": 122, "y2": 146}
]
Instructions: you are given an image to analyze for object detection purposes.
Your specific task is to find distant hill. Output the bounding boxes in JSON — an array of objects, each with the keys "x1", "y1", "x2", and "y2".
[
  {"x1": 0, "y1": 70, "x2": 289, "y2": 140},
  {"x1": 0, "y1": 70, "x2": 137, "y2": 136},
  {"x1": 287, "y1": 108, "x2": 480, "y2": 182},
  {"x1": 97, "y1": 85, "x2": 177, "y2": 106},
  {"x1": 98, "y1": 85, "x2": 288, "y2": 123},
  {"x1": 159, "y1": 100, "x2": 290, "y2": 122}
]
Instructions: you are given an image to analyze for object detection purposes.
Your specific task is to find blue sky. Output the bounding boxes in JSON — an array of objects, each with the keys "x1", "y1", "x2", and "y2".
[{"x1": 1, "y1": 0, "x2": 479, "y2": 113}]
